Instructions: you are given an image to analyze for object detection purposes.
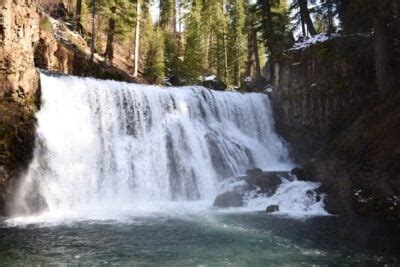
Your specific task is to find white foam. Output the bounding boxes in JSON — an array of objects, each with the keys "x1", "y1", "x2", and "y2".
[{"x1": 9, "y1": 74, "x2": 327, "y2": 223}]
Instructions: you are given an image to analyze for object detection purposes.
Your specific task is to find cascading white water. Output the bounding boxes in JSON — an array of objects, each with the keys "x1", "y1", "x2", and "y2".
[{"x1": 12, "y1": 73, "x2": 326, "y2": 220}]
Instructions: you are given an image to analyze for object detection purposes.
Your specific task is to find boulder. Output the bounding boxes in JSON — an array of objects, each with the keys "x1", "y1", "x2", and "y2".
[
  {"x1": 202, "y1": 78, "x2": 226, "y2": 91},
  {"x1": 266, "y1": 205, "x2": 279, "y2": 213},
  {"x1": 291, "y1": 167, "x2": 306, "y2": 181},
  {"x1": 213, "y1": 191, "x2": 243, "y2": 208},
  {"x1": 245, "y1": 171, "x2": 282, "y2": 196},
  {"x1": 245, "y1": 168, "x2": 263, "y2": 178}
]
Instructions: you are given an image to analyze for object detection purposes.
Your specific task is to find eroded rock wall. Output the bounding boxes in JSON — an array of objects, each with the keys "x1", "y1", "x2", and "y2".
[
  {"x1": 271, "y1": 37, "x2": 376, "y2": 162},
  {"x1": 271, "y1": 37, "x2": 400, "y2": 220},
  {"x1": 0, "y1": 0, "x2": 40, "y2": 215}
]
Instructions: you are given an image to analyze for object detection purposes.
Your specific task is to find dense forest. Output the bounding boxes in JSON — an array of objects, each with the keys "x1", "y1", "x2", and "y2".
[{"x1": 37, "y1": 0, "x2": 400, "y2": 93}]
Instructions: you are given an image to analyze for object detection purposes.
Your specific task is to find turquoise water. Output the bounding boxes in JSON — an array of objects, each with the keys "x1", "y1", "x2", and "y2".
[{"x1": 1, "y1": 213, "x2": 399, "y2": 266}]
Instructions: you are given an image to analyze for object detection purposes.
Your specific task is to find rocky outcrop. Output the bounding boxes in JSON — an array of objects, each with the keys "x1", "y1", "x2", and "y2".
[
  {"x1": 271, "y1": 37, "x2": 400, "y2": 220},
  {"x1": 0, "y1": 0, "x2": 40, "y2": 215},
  {"x1": 213, "y1": 191, "x2": 244, "y2": 208},
  {"x1": 34, "y1": 13, "x2": 135, "y2": 82},
  {"x1": 271, "y1": 36, "x2": 375, "y2": 162},
  {"x1": 213, "y1": 169, "x2": 287, "y2": 208},
  {"x1": 266, "y1": 205, "x2": 279, "y2": 213},
  {"x1": 0, "y1": 0, "x2": 40, "y2": 100}
]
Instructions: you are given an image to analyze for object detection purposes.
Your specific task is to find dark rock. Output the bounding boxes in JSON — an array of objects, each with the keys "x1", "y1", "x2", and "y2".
[
  {"x1": 213, "y1": 191, "x2": 243, "y2": 208},
  {"x1": 245, "y1": 171, "x2": 282, "y2": 196},
  {"x1": 306, "y1": 190, "x2": 314, "y2": 198},
  {"x1": 168, "y1": 75, "x2": 186, "y2": 86},
  {"x1": 245, "y1": 168, "x2": 263, "y2": 178},
  {"x1": 266, "y1": 205, "x2": 279, "y2": 213},
  {"x1": 202, "y1": 78, "x2": 226, "y2": 91},
  {"x1": 291, "y1": 167, "x2": 307, "y2": 181},
  {"x1": 244, "y1": 76, "x2": 266, "y2": 92}
]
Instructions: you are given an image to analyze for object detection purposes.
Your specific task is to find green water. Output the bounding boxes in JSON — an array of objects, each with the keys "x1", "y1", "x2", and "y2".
[{"x1": 1, "y1": 213, "x2": 399, "y2": 266}]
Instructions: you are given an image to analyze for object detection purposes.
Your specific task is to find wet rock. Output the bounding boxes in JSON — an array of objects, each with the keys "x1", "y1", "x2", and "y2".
[
  {"x1": 245, "y1": 171, "x2": 282, "y2": 196},
  {"x1": 266, "y1": 205, "x2": 279, "y2": 213},
  {"x1": 291, "y1": 167, "x2": 306, "y2": 181},
  {"x1": 213, "y1": 191, "x2": 243, "y2": 208},
  {"x1": 245, "y1": 168, "x2": 263, "y2": 178},
  {"x1": 202, "y1": 78, "x2": 226, "y2": 91}
]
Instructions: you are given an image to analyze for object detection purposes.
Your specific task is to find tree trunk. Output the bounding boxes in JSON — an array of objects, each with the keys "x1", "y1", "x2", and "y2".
[
  {"x1": 247, "y1": 28, "x2": 254, "y2": 77},
  {"x1": 173, "y1": 0, "x2": 177, "y2": 36},
  {"x1": 260, "y1": 0, "x2": 273, "y2": 55},
  {"x1": 133, "y1": 0, "x2": 141, "y2": 77},
  {"x1": 299, "y1": 0, "x2": 317, "y2": 36},
  {"x1": 327, "y1": 0, "x2": 333, "y2": 36},
  {"x1": 74, "y1": 0, "x2": 82, "y2": 32},
  {"x1": 90, "y1": 0, "x2": 96, "y2": 63},
  {"x1": 105, "y1": 6, "x2": 116, "y2": 65},
  {"x1": 217, "y1": 34, "x2": 222, "y2": 80},
  {"x1": 236, "y1": 49, "x2": 241, "y2": 87},
  {"x1": 374, "y1": 15, "x2": 393, "y2": 96},
  {"x1": 260, "y1": 0, "x2": 274, "y2": 79},
  {"x1": 252, "y1": 25, "x2": 261, "y2": 79},
  {"x1": 300, "y1": 8, "x2": 306, "y2": 36},
  {"x1": 222, "y1": 0, "x2": 229, "y2": 85}
]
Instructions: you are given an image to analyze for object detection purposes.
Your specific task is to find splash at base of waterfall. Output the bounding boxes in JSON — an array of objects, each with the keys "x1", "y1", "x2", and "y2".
[{"x1": 10, "y1": 73, "x2": 327, "y2": 222}]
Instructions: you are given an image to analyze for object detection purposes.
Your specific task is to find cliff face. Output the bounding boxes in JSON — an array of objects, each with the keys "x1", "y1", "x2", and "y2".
[
  {"x1": 271, "y1": 37, "x2": 400, "y2": 220},
  {"x1": 0, "y1": 0, "x2": 40, "y2": 215},
  {"x1": 271, "y1": 36, "x2": 375, "y2": 161},
  {"x1": 0, "y1": 0, "x2": 40, "y2": 99}
]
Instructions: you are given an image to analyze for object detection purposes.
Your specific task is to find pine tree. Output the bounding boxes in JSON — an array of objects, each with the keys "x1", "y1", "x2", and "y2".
[
  {"x1": 74, "y1": 0, "x2": 84, "y2": 32},
  {"x1": 160, "y1": 0, "x2": 175, "y2": 32},
  {"x1": 246, "y1": 4, "x2": 262, "y2": 79},
  {"x1": 228, "y1": 0, "x2": 246, "y2": 87},
  {"x1": 290, "y1": 0, "x2": 317, "y2": 36},
  {"x1": 256, "y1": 0, "x2": 292, "y2": 59},
  {"x1": 103, "y1": 0, "x2": 135, "y2": 64},
  {"x1": 144, "y1": 27, "x2": 166, "y2": 84},
  {"x1": 133, "y1": 0, "x2": 141, "y2": 77},
  {"x1": 160, "y1": 0, "x2": 180, "y2": 81},
  {"x1": 164, "y1": 33, "x2": 180, "y2": 80},
  {"x1": 182, "y1": 1, "x2": 204, "y2": 83}
]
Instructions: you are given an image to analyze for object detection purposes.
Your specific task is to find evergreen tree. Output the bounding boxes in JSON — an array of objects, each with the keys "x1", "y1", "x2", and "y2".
[
  {"x1": 290, "y1": 0, "x2": 317, "y2": 36},
  {"x1": 164, "y1": 33, "x2": 180, "y2": 80},
  {"x1": 144, "y1": 27, "x2": 166, "y2": 84},
  {"x1": 314, "y1": 0, "x2": 338, "y2": 36},
  {"x1": 103, "y1": 0, "x2": 135, "y2": 64},
  {"x1": 182, "y1": 1, "x2": 204, "y2": 83},
  {"x1": 228, "y1": 0, "x2": 246, "y2": 87},
  {"x1": 160, "y1": 0, "x2": 175, "y2": 32},
  {"x1": 246, "y1": 4, "x2": 262, "y2": 79},
  {"x1": 256, "y1": 0, "x2": 292, "y2": 59}
]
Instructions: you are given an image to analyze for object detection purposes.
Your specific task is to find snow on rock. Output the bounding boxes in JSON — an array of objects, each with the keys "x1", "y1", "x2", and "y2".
[
  {"x1": 289, "y1": 34, "x2": 340, "y2": 51},
  {"x1": 204, "y1": 75, "x2": 216, "y2": 81}
]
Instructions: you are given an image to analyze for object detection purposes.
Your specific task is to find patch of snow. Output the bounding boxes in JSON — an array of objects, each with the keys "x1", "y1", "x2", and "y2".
[
  {"x1": 204, "y1": 75, "x2": 216, "y2": 81},
  {"x1": 289, "y1": 33, "x2": 340, "y2": 51}
]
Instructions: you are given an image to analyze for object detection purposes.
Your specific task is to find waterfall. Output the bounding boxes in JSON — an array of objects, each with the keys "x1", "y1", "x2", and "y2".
[{"x1": 12, "y1": 73, "x2": 294, "y2": 218}]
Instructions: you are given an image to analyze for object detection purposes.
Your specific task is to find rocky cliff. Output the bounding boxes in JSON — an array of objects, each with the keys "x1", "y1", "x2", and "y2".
[
  {"x1": 271, "y1": 36, "x2": 400, "y2": 220},
  {"x1": 0, "y1": 0, "x2": 40, "y2": 215}
]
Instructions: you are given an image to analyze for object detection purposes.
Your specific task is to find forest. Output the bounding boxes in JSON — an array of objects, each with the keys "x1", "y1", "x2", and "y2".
[
  {"x1": 37, "y1": 0, "x2": 400, "y2": 93},
  {"x1": 1, "y1": 0, "x2": 400, "y2": 265}
]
